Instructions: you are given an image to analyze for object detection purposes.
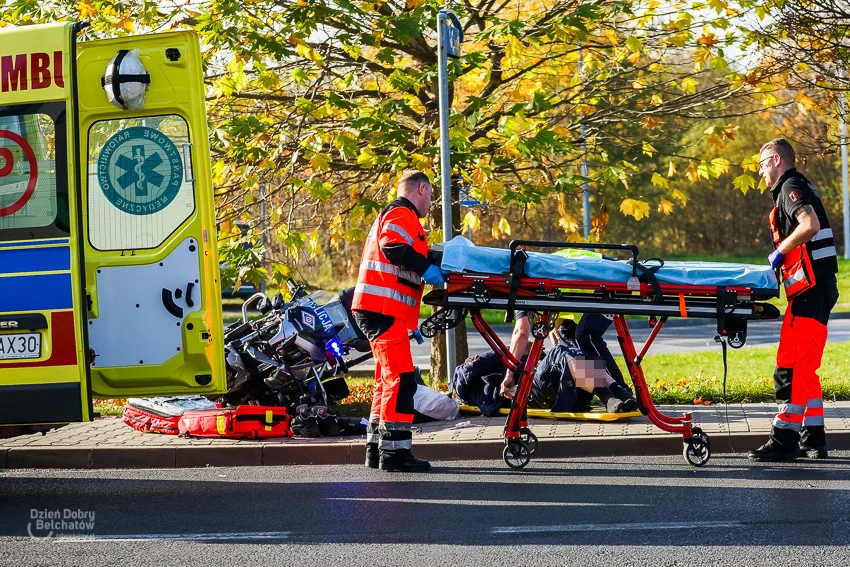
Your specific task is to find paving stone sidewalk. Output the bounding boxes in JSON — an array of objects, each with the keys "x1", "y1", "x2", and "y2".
[{"x1": 3, "y1": 402, "x2": 850, "y2": 469}]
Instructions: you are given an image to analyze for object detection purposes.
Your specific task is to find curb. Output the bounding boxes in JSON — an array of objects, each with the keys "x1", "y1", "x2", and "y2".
[{"x1": 5, "y1": 431, "x2": 850, "y2": 470}]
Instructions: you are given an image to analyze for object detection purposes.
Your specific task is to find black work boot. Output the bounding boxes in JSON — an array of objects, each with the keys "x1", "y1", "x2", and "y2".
[
  {"x1": 365, "y1": 444, "x2": 379, "y2": 469},
  {"x1": 800, "y1": 426, "x2": 828, "y2": 459},
  {"x1": 607, "y1": 382, "x2": 639, "y2": 413},
  {"x1": 379, "y1": 449, "x2": 431, "y2": 472},
  {"x1": 365, "y1": 422, "x2": 380, "y2": 468},
  {"x1": 748, "y1": 428, "x2": 801, "y2": 462}
]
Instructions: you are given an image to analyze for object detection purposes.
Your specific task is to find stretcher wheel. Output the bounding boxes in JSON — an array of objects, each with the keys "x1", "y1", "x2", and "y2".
[
  {"x1": 683, "y1": 427, "x2": 711, "y2": 467},
  {"x1": 520, "y1": 427, "x2": 538, "y2": 456},
  {"x1": 503, "y1": 439, "x2": 531, "y2": 469}
]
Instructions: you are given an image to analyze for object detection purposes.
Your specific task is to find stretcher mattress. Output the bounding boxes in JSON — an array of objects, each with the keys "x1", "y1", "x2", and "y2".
[
  {"x1": 458, "y1": 404, "x2": 642, "y2": 422},
  {"x1": 440, "y1": 236, "x2": 778, "y2": 291}
]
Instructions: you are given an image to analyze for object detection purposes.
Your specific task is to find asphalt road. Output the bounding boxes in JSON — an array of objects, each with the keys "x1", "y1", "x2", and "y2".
[
  {"x1": 359, "y1": 317, "x2": 850, "y2": 372},
  {"x1": 3, "y1": 454, "x2": 850, "y2": 566}
]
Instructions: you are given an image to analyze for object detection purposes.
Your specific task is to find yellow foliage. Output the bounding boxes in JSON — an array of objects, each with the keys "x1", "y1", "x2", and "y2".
[
  {"x1": 406, "y1": 0, "x2": 426, "y2": 7},
  {"x1": 77, "y1": 0, "x2": 96, "y2": 19},
  {"x1": 461, "y1": 211, "x2": 480, "y2": 233},
  {"x1": 620, "y1": 198, "x2": 650, "y2": 221},
  {"x1": 498, "y1": 217, "x2": 511, "y2": 236},
  {"x1": 640, "y1": 116, "x2": 662, "y2": 129},
  {"x1": 667, "y1": 160, "x2": 677, "y2": 177},
  {"x1": 711, "y1": 157, "x2": 730, "y2": 176},
  {"x1": 651, "y1": 172, "x2": 669, "y2": 188},
  {"x1": 685, "y1": 161, "x2": 699, "y2": 183},
  {"x1": 658, "y1": 198, "x2": 674, "y2": 215}
]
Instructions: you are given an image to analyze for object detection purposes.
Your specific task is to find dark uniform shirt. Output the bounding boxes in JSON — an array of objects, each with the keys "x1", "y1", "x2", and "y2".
[{"x1": 770, "y1": 168, "x2": 838, "y2": 277}]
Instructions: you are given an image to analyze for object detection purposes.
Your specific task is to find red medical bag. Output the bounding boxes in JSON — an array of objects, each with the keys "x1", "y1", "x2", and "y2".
[
  {"x1": 178, "y1": 406, "x2": 293, "y2": 439},
  {"x1": 122, "y1": 403, "x2": 181, "y2": 435}
]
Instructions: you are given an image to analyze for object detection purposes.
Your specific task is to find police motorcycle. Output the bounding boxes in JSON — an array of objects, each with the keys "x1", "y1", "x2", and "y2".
[{"x1": 220, "y1": 280, "x2": 372, "y2": 418}]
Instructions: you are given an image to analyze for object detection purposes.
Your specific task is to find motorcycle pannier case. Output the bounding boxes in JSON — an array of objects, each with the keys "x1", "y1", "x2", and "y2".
[{"x1": 178, "y1": 406, "x2": 293, "y2": 439}]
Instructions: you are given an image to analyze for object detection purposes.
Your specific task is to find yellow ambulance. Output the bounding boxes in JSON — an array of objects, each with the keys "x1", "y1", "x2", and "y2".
[{"x1": 0, "y1": 22, "x2": 225, "y2": 436}]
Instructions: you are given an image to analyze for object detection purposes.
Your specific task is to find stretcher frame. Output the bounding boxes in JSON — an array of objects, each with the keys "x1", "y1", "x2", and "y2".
[{"x1": 422, "y1": 240, "x2": 781, "y2": 468}]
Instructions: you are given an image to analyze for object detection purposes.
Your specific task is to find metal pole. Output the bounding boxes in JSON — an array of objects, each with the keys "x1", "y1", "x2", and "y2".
[
  {"x1": 842, "y1": 90, "x2": 850, "y2": 259},
  {"x1": 260, "y1": 183, "x2": 267, "y2": 293},
  {"x1": 437, "y1": 9, "x2": 456, "y2": 384},
  {"x1": 578, "y1": 41, "x2": 590, "y2": 240}
]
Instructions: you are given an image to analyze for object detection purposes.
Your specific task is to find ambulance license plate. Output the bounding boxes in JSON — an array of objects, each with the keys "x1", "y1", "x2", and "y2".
[{"x1": 0, "y1": 333, "x2": 42, "y2": 360}]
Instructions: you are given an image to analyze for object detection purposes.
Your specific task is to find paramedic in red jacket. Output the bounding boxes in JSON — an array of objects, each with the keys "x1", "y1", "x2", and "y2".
[
  {"x1": 749, "y1": 138, "x2": 839, "y2": 462},
  {"x1": 352, "y1": 170, "x2": 446, "y2": 472}
]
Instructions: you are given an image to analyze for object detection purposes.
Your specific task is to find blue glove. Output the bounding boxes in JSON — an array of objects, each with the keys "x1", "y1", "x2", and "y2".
[
  {"x1": 422, "y1": 264, "x2": 447, "y2": 286},
  {"x1": 768, "y1": 249, "x2": 784, "y2": 270}
]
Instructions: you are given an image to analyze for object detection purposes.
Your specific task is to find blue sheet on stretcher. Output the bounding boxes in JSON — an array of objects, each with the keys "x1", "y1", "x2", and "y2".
[{"x1": 440, "y1": 237, "x2": 779, "y2": 291}]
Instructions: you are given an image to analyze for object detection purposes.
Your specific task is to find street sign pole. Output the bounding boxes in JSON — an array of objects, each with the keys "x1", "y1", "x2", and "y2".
[{"x1": 437, "y1": 8, "x2": 462, "y2": 385}]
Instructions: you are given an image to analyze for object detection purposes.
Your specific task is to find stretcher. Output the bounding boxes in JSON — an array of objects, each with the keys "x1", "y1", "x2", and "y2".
[{"x1": 421, "y1": 238, "x2": 781, "y2": 469}]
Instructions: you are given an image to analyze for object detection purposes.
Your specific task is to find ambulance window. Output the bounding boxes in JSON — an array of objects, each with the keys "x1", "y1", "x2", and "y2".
[
  {"x1": 87, "y1": 115, "x2": 195, "y2": 251},
  {"x1": 0, "y1": 103, "x2": 69, "y2": 241}
]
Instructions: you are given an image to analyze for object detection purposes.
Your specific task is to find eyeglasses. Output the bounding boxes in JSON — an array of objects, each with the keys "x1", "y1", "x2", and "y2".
[{"x1": 758, "y1": 154, "x2": 778, "y2": 168}]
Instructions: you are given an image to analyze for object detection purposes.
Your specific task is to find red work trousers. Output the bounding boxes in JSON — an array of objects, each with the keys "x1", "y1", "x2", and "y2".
[
  {"x1": 773, "y1": 313, "x2": 828, "y2": 431},
  {"x1": 368, "y1": 318, "x2": 417, "y2": 453}
]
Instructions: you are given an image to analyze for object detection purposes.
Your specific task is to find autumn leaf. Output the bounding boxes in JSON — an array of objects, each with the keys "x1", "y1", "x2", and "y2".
[
  {"x1": 498, "y1": 217, "x2": 512, "y2": 236},
  {"x1": 733, "y1": 173, "x2": 756, "y2": 194},
  {"x1": 658, "y1": 198, "x2": 674, "y2": 215},
  {"x1": 461, "y1": 211, "x2": 480, "y2": 233},
  {"x1": 697, "y1": 32, "x2": 719, "y2": 47},
  {"x1": 711, "y1": 157, "x2": 730, "y2": 176},
  {"x1": 667, "y1": 160, "x2": 677, "y2": 178},
  {"x1": 642, "y1": 141, "x2": 656, "y2": 157},
  {"x1": 309, "y1": 152, "x2": 332, "y2": 172},
  {"x1": 651, "y1": 172, "x2": 669, "y2": 188},
  {"x1": 741, "y1": 153, "x2": 760, "y2": 173},
  {"x1": 77, "y1": 0, "x2": 96, "y2": 19},
  {"x1": 680, "y1": 77, "x2": 698, "y2": 94},
  {"x1": 620, "y1": 198, "x2": 650, "y2": 221},
  {"x1": 685, "y1": 161, "x2": 699, "y2": 183},
  {"x1": 640, "y1": 116, "x2": 662, "y2": 129},
  {"x1": 406, "y1": 0, "x2": 426, "y2": 8}
]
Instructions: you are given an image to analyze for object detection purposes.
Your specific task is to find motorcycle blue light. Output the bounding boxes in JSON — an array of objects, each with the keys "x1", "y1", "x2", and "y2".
[{"x1": 326, "y1": 337, "x2": 344, "y2": 358}]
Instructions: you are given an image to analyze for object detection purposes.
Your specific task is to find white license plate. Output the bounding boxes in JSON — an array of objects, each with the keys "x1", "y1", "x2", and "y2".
[{"x1": 0, "y1": 332, "x2": 42, "y2": 360}]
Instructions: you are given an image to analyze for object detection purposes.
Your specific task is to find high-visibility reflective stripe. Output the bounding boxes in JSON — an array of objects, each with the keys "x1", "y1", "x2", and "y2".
[
  {"x1": 366, "y1": 220, "x2": 378, "y2": 240},
  {"x1": 780, "y1": 403, "x2": 806, "y2": 415},
  {"x1": 361, "y1": 260, "x2": 421, "y2": 285},
  {"x1": 806, "y1": 398, "x2": 824, "y2": 409},
  {"x1": 354, "y1": 283, "x2": 417, "y2": 307},
  {"x1": 784, "y1": 266, "x2": 806, "y2": 287},
  {"x1": 773, "y1": 417, "x2": 802, "y2": 431},
  {"x1": 378, "y1": 438, "x2": 412, "y2": 450},
  {"x1": 811, "y1": 228, "x2": 833, "y2": 242},
  {"x1": 366, "y1": 432, "x2": 380, "y2": 444},
  {"x1": 803, "y1": 416, "x2": 825, "y2": 426},
  {"x1": 369, "y1": 413, "x2": 380, "y2": 423},
  {"x1": 385, "y1": 223, "x2": 415, "y2": 246},
  {"x1": 812, "y1": 246, "x2": 837, "y2": 260},
  {"x1": 380, "y1": 421, "x2": 412, "y2": 432}
]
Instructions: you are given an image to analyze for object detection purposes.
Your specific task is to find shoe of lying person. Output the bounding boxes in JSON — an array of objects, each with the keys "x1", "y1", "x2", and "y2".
[
  {"x1": 311, "y1": 405, "x2": 341, "y2": 437},
  {"x1": 379, "y1": 449, "x2": 431, "y2": 472},
  {"x1": 607, "y1": 382, "x2": 639, "y2": 413},
  {"x1": 290, "y1": 404, "x2": 322, "y2": 438}
]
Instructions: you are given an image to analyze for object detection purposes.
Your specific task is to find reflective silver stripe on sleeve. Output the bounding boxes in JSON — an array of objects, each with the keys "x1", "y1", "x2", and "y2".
[
  {"x1": 366, "y1": 432, "x2": 380, "y2": 444},
  {"x1": 803, "y1": 416, "x2": 825, "y2": 426},
  {"x1": 354, "y1": 283, "x2": 418, "y2": 307},
  {"x1": 385, "y1": 223, "x2": 415, "y2": 246},
  {"x1": 806, "y1": 398, "x2": 824, "y2": 409},
  {"x1": 366, "y1": 220, "x2": 379, "y2": 241},
  {"x1": 810, "y1": 228, "x2": 833, "y2": 242},
  {"x1": 812, "y1": 246, "x2": 837, "y2": 260},
  {"x1": 361, "y1": 260, "x2": 421, "y2": 285},
  {"x1": 378, "y1": 438, "x2": 413, "y2": 450}
]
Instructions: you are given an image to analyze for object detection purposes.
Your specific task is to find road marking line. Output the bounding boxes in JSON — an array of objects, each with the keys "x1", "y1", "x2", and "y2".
[
  {"x1": 52, "y1": 531, "x2": 291, "y2": 543},
  {"x1": 326, "y1": 497, "x2": 647, "y2": 507},
  {"x1": 492, "y1": 520, "x2": 743, "y2": 534}
]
